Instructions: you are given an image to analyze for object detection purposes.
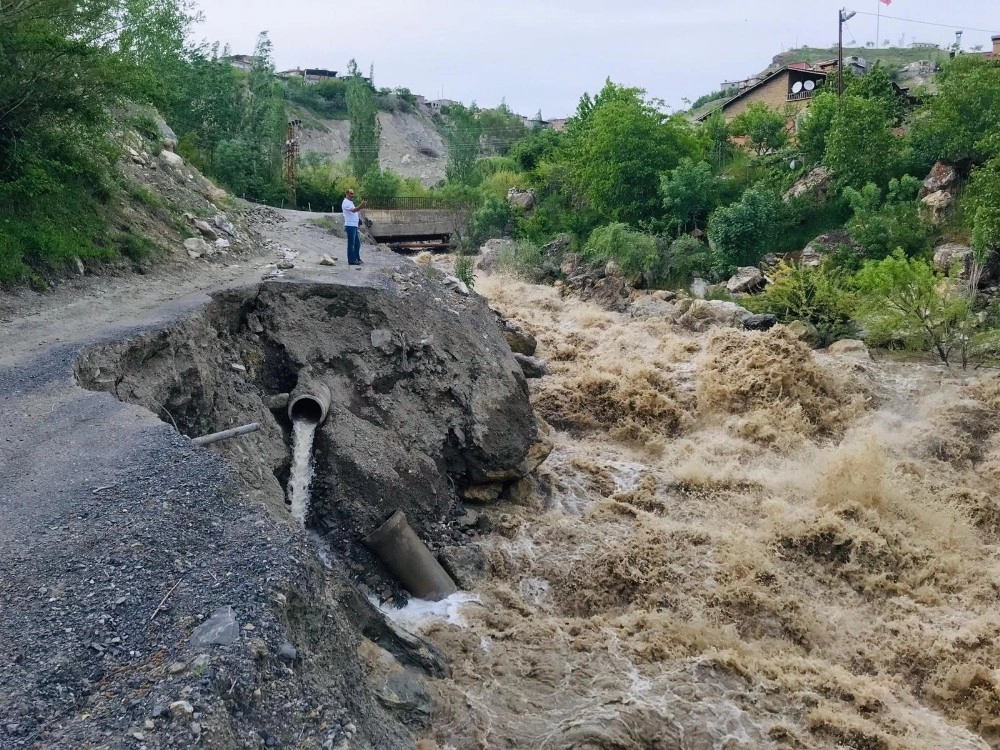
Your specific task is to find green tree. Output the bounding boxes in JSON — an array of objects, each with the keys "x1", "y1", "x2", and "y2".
[
  {"x1": 847, "y1": 63, "x2": 906, "y2": 123},
  {"x1": 796, "y1": 91, "x2": 837, "y2": 164},
  {"x1": 842, "y1": 178, "x2": 927, "y2": 259},
  {"x1": 910, "y1": 55, "x2": 1000, "y2": 166},
  {"x1": 707, "y1": 186, "x2": 780, "y2": 272},
  {"x1": 855, "y1": 250, "x2": 969, "y2": 365},
  {"x1": 703, "y1": 109, "x2": 734, "y2": 168},
  {"x1": 360, "y1": 167, "x2": 402, "y2": 202},
  {"x1": 477, "y1": 101, "x2": 526, "y2": 156},
  {"x1": 729, "y1": 103, "x2": 788, "y2": 156},
  {"x1": 824, "y1": 92, "x2": 899, "y2": 189},
  {"x1": 660, "y1": 158, "x2": 719, "y2": 236},
  {"x1": 968, "y1": 158, "x2": 1000, "y2": 292},
  {"x1": 568, "y1": 80, "x2": 699, "y2": 225},
  {"x1": 468, "y1": 197, "x2": 516, "y2": 246},
  {"x1": 346, "y1": 58, "x2": 381, "y2": 177},
  {"x1": 445, "y1": 104, "x2": 483, "y2": 186},
  {"x1": 508, "y1": 127, "x2": 564, "y2": 174},
  {"x1": 0, "y1": 0, "x2": 195, "y2": 281}
]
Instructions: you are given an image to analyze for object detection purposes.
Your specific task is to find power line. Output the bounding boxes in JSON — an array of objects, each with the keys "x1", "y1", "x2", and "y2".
[{"x1": 853, "y1": 10, "x2": 996, "y2": 34}]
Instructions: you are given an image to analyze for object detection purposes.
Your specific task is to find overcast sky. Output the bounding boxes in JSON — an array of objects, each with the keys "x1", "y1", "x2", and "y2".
[{"x1": 192, "y1": 0, "x2": 998, "y2": 117}]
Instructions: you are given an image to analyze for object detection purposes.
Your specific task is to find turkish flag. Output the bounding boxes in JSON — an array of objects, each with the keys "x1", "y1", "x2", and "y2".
[{"x1": 880, "y1": 0, "x2": 891, "y2": 5}]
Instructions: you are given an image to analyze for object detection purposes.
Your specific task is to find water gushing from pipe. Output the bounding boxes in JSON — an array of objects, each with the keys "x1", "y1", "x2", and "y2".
[{"x1": 287, "y1": 418, "x2": 317, "y2": 525}]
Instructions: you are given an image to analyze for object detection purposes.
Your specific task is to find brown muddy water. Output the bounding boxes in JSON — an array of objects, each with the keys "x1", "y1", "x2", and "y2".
[{"x1": 387, "y1": 275, "x2": 1000, "y2": 750}]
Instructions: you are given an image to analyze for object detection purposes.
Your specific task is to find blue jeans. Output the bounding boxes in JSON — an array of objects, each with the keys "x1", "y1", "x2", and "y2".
[{"x1": 345, "y1": 225, "x2": 361, "y2": 264}]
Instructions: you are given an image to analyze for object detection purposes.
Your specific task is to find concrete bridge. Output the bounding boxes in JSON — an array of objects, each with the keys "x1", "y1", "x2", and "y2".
[{"x1": 365, "y1": 208, "x2": 457, "y2": 250}]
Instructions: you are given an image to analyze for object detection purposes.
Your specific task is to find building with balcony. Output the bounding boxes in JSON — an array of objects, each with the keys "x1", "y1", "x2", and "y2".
[{"x1": 695, "y1": 66, "x2": 829, "y2": 124}]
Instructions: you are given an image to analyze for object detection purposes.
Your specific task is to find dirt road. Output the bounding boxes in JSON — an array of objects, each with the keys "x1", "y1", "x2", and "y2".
[{"x1": 0, "y1": 210, "x2": 417, "y2": 749}]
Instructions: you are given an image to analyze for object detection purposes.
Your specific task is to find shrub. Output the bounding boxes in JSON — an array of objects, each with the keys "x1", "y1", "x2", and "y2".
[
  {"x1": 843, "y1": 180, "x2": 930, "y2": 259},
  {"x1": 480, "y1": 170, "x2": 525, "y2": 201},
  {"x1": 129, "y1": 112, "x2": 161, "y2": 143},
  {"x1": 662, "y1": 235, "x2": 713, "y2": 287},
  {"x1": 455, "y1": 253, "x2": 476, "y2": 289},
  {"x1": 496, "y1": 240, "x2": 544, "y2": 280},
  {"x1": 707, "y1": 186, "x2": 779, "y2": 274},
  {"x1": 113, "y1": 233, "x2": 159, "y2": 261},
  {"x1": 744, "y1": 261, "x2": 857, "y2": 346},
  {"x1": 854, "y1": 249, "x2": 969, "y2": 364},
  {"x1": 582, "y1": 223, "x2": 664, "y2": 286},
  {"x1": 660, "y1": 158, "x2": 720, "y2": 236}
]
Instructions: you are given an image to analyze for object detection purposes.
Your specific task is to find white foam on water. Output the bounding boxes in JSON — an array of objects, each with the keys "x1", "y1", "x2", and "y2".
[{"x1": 375, "y1": 591, "x2": 481, "y2": 630}]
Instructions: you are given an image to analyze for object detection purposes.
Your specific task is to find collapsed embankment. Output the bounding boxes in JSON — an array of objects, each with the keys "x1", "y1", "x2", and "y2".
[{"x1": 62, "y1": 272, "x2": 548, "y2": 748}]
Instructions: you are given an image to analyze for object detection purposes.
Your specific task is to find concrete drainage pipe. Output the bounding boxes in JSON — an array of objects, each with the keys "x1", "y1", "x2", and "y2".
[
  {"x1": 364, "y1": 510, "x2": 458, "y2": 601},
  {"x1": 287, "y1": 378, "x2": 332, "y2": 425}
]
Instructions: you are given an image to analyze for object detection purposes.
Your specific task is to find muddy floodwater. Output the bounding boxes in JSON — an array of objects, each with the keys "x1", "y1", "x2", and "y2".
[{"x1": 407, "y1": 275, "x2": 1000, "y2": 750}]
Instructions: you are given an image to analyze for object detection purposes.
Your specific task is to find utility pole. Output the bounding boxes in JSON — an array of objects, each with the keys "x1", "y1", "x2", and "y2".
[
  {"x1": 839, "y1": 8, "x2": 856, "y2": 101},
  {"x1": 284, "y1": 118, "x2": 301, "y2": 207}
]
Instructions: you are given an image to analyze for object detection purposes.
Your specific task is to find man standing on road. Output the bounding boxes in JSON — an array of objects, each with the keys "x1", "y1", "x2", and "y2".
[{"x1": 341, "y1": 188, "x2": 367, "y2": 266}]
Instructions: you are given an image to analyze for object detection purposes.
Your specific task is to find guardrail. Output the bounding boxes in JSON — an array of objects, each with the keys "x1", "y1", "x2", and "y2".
[{"x1": 365, "y1": 196, "x2": 456, "y2": 210}]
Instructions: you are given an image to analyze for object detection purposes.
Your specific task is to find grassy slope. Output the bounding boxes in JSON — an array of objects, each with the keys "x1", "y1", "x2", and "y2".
[{"x1": 773, "y1": 45, "x2": 951, "y2": 71}]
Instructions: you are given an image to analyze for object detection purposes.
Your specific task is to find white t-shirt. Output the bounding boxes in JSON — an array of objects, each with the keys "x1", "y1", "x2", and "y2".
[{"x1": 342, "y1": 198, "x2": 359, "y2": 227}]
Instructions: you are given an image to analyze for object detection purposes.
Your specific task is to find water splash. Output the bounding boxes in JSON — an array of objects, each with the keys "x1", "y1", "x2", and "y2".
[{"x1": 287, "y1": 418, "x2": 317, "y2": 525}]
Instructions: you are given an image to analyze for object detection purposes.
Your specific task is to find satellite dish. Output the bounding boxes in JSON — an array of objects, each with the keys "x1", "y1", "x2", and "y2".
[
  {"x1": 792, "y1": 81, "x2": 804, "y2": 94},
  {"x1": 804, "y1": 80, "x2": 816, "y2": 91}
]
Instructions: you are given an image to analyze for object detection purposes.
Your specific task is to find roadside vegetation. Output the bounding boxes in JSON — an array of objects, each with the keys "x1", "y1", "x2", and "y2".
[{"x1": 441, "y1": 58, "x2": 1000, "y2": 366}]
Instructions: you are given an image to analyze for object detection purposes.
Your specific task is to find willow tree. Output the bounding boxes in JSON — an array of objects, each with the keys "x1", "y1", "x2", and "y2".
[{"x1": 346, "y1": 59, "x2": 380, "y2": 178}]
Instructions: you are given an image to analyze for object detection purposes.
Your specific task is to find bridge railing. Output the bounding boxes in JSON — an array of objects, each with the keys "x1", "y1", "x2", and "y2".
[{"x1": 364, "y1": 196, "x2": 470, "y2": 211}]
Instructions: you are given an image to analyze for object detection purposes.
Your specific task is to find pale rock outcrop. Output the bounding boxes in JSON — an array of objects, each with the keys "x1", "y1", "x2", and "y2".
[
  {"x1": 783, "y1": 166, "x2": 832, "y2": 202},
  {"x1": 507, "y1": 187, "x2": 536, "y2": 211},
  {"x1": 726, "y1": 266, "x2": 766, "y2": 294},
  {"x1": 677, "y1": 300, "x2": 751, "y2": 332}
]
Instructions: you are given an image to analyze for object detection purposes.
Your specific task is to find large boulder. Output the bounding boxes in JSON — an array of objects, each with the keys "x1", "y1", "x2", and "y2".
[
  {"x1": 160, "y1": 150, "x2": 184, "y2": 168},
  {"x1": 921, "y1": 190, "x2": 955, "y2": 225},
  {"x1": 492, "y1": 309, "x2": 537, "y2": 355},
  {"x1": 559, "y1": 254, "x2": 631, "y2": 312},
  {"x1": 192, "y1": 219, "x2": 219, "y2": 241},
  {"x1": 799, "y1": 231, "x2": 860, "y2": 265},
  {"x1": 726, "y1": 266, "x2": 766, "y2": 294},
  {"x1": 629, "y1": 296, "x2": 684, "y2": 321},
  {"x1": 783, "y1": 166, "x2": 832, "y2": 203},
  {"x1": 743, "y1": 313, "x2": 777, "y2": 331},
  {"x1": 507, "y1": 187, "x2": 536, "y2": 211},
  {"x1": 934, "y1": 243, "x2": 974, "y2": 278},
  {"x1": 920, "y1": 161, "x2": 959, "y2": 198},
  {"x1": 932, "y1": 243, "x2": 1000, "y2": 285},
  {"x1": 676, "y1": 300, "x2": 751, "y2": 332},
  {"x1": 183, "y1": 237, "x2": 213, "y2": 258},
  {"x1": 513, "y1": 353, "x2": 549, "y2": 379},
  {"x1": 155, "y1": 114, "x2": 179, "y2": 152},
  {"x1": 477, "y1": 238, "x2": 515, "y2": 274}
]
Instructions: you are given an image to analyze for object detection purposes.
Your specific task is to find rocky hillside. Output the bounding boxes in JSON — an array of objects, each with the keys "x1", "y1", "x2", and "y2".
[{"x1": 295, "y1": 109, "x2": 448, "y2": 187}]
